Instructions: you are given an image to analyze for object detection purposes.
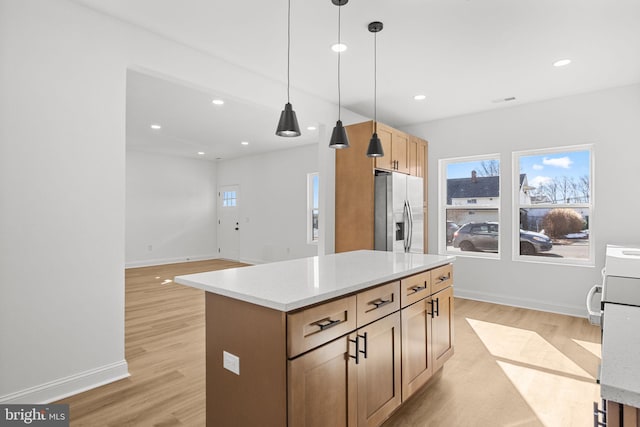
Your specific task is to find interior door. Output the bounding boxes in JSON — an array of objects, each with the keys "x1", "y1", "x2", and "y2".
[{"x1": 217, "y1": 185, "x2": 240, "y2": 261}]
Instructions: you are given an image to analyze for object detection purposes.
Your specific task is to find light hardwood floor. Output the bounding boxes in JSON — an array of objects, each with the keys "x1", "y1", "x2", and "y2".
[{"x1": 58, "y1": 260, "x2": 601, "y2": 427}]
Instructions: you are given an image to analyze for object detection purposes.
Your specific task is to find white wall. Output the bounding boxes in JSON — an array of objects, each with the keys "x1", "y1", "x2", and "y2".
[
  {"x1": 404, "y1": 84, "x2": 640, "y2": 316},
  {"x1": 217, "y1": 144, "x2": 319, "y2": 264},
  {"x1": 125, "y1": 150, "x2": 217, "y2": 267},
  {"x1": 0, "y1": 0, "x2": 352, "y2": 403}
]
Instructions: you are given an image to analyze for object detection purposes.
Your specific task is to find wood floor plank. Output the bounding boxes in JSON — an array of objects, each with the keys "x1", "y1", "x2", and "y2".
[{"x1": 57, "y1": 261, "x2": 601, "y2": 427}]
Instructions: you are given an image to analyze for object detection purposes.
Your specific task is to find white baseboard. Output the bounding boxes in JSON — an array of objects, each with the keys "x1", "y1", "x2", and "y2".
[
  {"x1": 0, "y1": 360, "x2": 130, "y2": 404},
  {"x1": 125, "y1": 254, "x2": 220, "y2": 269},
  {"x1": 454, "y1": 288, "x2": 587, "y2": 318}
]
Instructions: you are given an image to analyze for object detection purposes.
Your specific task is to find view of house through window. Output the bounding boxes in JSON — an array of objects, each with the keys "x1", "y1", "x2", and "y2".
[
  {"x1": 514, "y1": 146, "x2": 593, "y2": 263},
  {"x1": 307, "y1": 173, "x2": 319, "y2": 243},
  {"x1": 441, "y1": 156, "x2": 501, "y2": 256}
]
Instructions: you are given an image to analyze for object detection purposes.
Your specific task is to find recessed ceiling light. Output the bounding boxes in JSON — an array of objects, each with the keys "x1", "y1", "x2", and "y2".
[
  {"x1": 307, "y1": 126, "x2": 317, "y2": 131},
  {"x1": 241, "y1": 141, "x2": 249, "y2": 146},
  {"x1": 197, "y1": 152, "x2": 205, "y2": 155},
  {"x1": 331, "y1": 43, "x2": 347, "y2": 53},
  {"x1": 150, "y1": 124, "x2": 162, "y2": 130},
  {"x1": 413, "y1": 94, "x2": 426, "y2": 101},
  {"x1": 553, "y1": 59, "x2": 571, "y2": 67},
  {"x1": 212, "y1": 99, "x2": 224, "y2": 105},
  {"x1": 492, "y1": 96, "x2": 517, "y2": 103}
]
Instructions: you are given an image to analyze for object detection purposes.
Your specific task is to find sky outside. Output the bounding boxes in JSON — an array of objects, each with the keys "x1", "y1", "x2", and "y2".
[{"x1": 446, "y1": 149, "x2": 590, "y2": 190}]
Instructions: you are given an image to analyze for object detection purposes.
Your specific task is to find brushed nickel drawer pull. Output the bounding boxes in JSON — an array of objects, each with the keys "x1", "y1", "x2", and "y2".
[
  {"x1": 371, "y1": 298, "x2": 392, "y2": 309},
  {"x1": 314, "y1": 318, "x2": 342, "y2": 331},
  {"x1": 410, "y1": 284, "x2": 427, "y2": 294}
]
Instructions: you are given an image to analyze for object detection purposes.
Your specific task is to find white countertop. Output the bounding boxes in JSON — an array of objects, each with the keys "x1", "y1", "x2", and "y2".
[
  {"x1": 174, "y1": 250, "x2": 455, "y2": 312},
  {"x1": 600, "y1": 302, "x2": 640, "y2": 407},
  {"x1": 605, "y1": 244, "x2": 640, "y2": 279}
]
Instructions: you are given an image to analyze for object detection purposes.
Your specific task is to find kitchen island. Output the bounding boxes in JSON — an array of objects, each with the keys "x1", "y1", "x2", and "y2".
[{"x1": 175, "y1": 250, "x2": 455, "y2": 427}]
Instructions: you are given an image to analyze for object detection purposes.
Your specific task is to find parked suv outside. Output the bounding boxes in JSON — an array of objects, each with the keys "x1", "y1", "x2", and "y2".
[{"x1": 452, "y1": 221, "x2": 552, "y2": 255}]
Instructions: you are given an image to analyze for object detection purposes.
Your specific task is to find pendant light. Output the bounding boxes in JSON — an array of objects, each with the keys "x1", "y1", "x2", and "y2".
[
  {"x1": 329, "y1": 0, "x2": 350, "y2": 149},
  {"x1": 366, "y1": 21, "x2": 384, "y2": 158},
  {"x1": 276, "y1": 0, "x2": 301, "y2": 137}
]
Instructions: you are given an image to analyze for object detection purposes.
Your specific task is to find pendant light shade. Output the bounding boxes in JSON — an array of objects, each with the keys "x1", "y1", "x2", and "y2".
[
  {"x1": 366, "y1": 132, "x2": 383, "y2": 157},
  {"x1": 366, "y1": 21, "x2": 384, "y2": 158},
  {"x1": 276, "y1": 0, "x2": 301, "y2": 137},
  {"x1": 329, "y1": 120, "x2": 349, "y2": 149},
  {"x1": 276, "y1": 103, "x2": 300, "y2": 137},
  {"x1": 329, "y1": 0, "x2": 350, "y2": 149}
]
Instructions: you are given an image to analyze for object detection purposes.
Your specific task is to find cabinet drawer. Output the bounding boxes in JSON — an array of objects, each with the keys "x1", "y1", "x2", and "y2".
[
  {"x1": 431, "y1": 264, "x2": 453, "y2": 294},
  {"x1": 357, "y1": 281, "x2": 400, "y2": 327},
  {"x1": 287, "y1": 295, "x2": 357, "y2": 358},
  {"x1": 400, "y1": 271, "x2": 431, "y2": 308}
]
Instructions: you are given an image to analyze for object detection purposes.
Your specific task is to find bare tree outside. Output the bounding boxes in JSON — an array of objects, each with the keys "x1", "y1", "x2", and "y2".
[{"x1": 477, "y1": 160, "x2": 500, "y2": 177}]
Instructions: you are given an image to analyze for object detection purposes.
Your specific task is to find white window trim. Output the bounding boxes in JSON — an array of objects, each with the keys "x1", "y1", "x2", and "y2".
[
  {"x1": 307, "y1": 172, "x2": 319, "y2": 245},
  {"x1": 512, "y1": 144, "x2": 595, "y2": 267},
  {"x1": 438, "y1": 153, "x2": 502, "y2": 259}
]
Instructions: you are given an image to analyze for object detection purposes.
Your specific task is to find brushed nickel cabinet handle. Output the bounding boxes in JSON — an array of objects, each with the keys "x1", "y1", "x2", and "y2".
[
  {"x1": 314, "y1": 318, "x2": 342, "y2": 331},
  {"x1": 371, "y1": 298, "x2": 392, "y2": 309},
  {"x1": 349, "y1": 335, "x2": 360, "y2": 364}
]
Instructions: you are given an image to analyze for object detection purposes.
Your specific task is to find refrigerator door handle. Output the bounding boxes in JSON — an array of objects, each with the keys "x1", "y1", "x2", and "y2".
[
  {"x1": 407, "y1": 200, "x2": 413, "y2": 252},
  {"x1": 403, "y1": 201, "x2": 409, "y2": 252}
]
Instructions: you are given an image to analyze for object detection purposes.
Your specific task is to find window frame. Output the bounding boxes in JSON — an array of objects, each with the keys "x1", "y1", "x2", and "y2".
[
  {"x1": 438, "y1": 153, "x2": 502, "y2": 259},
  {"x1": 512, "y1": 144, "x2": 595, "y2": 266},
  {"x1": 307, "y1": 172, "x2": 319, "y2": 245}
]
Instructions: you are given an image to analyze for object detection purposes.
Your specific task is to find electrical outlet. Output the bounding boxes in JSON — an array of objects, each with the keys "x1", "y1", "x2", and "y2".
[
  {"x1": 147, "y1": 245, "x2": 153, "y2": 252},
  {"x1": 223, "y1": 351, "x2": 240, "y2": 375}
]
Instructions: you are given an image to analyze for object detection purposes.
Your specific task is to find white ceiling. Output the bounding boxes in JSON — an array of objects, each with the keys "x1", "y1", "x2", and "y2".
[{"x1": 76, "y1": 0, "x2": 640, "y2": 160}]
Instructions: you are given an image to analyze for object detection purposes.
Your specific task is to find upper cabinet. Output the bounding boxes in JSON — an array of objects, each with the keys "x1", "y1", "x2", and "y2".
[
  {"x1": 409, "y1": 135, "x2": 427, "y2": 178},
  {"x1": 335, "y1": 120, "x2": 428, "y2": 254},
  {"x1": 375, "y1": 124, "x2": 410, "y2": 174}
]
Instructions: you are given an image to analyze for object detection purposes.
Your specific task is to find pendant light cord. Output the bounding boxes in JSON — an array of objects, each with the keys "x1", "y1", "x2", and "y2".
[
  {"x1": 337, "y1": 4, "x2": 342, "y2": 120},
  {"x1": 373, "y1": 30, "x2": 377, "y2": 133},
  {"x1": 287, "y1": 0, "x2": 291, "y2": 103}
]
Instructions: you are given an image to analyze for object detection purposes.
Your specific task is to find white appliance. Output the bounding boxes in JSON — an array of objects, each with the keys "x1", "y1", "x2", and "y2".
[
  {"x1": 586, "y1": 245, "x2": 640, "y2": 325},
  {"x1": 591, "y1": 245, "x2": 640, "y2": 424},
  {"x1": 374, "y1": 172, "x2": 424, "y2": 254}
]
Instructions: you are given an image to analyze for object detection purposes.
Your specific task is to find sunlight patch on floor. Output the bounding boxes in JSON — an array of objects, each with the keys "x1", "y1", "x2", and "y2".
[
  {"x1": 572, "y1": 338, "x2": 602, "y2": 359},
  {"x1": 466, "y1": 318, "x2": 593, "y2": 379},
  {"x1": 497, "y1": 361, "x2": 599, "y2": 427}
]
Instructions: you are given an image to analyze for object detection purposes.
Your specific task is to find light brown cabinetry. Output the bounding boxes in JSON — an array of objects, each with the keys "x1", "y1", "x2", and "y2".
[
  {"x1": 432, "y1": 285, "x2": 455, "y2": 371},
  {"x1": 335, "y1": 120, "x2": 428, "y2": 253},
  {"x1": 401, "y1": 297, "x2": 433, "y2": 399},
  {"x1": 400, "y1": 266, "x2": 454, "y2": 401},
  {"x1": 408, "y1": 135, "x2": 427, "y2": 178},
  {"x1": 604, "y1": 400, "x2": 640, "y2": 427},
  {"x1": 375, "y1": 123, "x2": 409, "y2": 174},
  {"x1": 288, "y1": 334, "x2": 357, "y2": 427},
  {"x1": 204, "y1": 264, "x2": 452, "y2": 427}
]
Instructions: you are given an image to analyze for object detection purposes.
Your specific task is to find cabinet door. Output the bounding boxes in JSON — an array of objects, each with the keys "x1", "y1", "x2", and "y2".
[
  {"x1": 393, "y1": 132, "x2": 409, "y2": 174},
  {"x1": 356, "y1": 312, "x2": 402, "y2": 427},
  {"x1": 432, "y1": 286, "x2": 454, "y2": 371},
  {"x1": 401, "y1": 299, "x2": 433, "y2": 400},
  {"x1": 408, "y1": 138, "x2": 419, "y2": 176},
  {"x1": 288, "y1": 336, "x2": 357, "y2": 427},
  {"x1": 374, "y1": 125, "x2": 394, "y2": 171}
]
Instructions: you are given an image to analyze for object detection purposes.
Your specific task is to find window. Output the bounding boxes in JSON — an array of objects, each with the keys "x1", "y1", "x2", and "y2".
[
  {"x1": 307, "y1": 173, "x2": 319, "y2": 243},
  {"x1": 439, "y1": 155, "x2": 501, "y2": 257},
  {"x1": 222, "y1": 191, "x2": 237, "y2": 207},
  {"x1": 513, "y1": 145, "x2": 593, "y2": 264}
]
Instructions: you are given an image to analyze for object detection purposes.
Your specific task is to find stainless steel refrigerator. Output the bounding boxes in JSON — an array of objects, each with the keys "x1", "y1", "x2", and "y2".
[{"x1": 374, "y1": 172, "x2": 424, "y2": 253}]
